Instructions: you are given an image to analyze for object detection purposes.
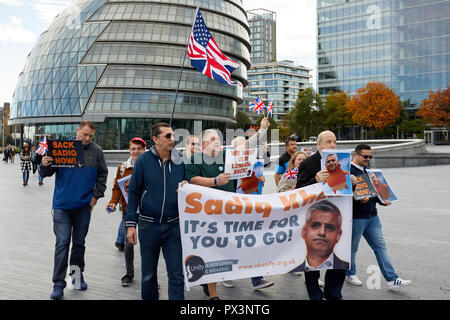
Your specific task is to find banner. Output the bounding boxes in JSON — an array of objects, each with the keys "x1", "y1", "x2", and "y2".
[
  {"x1": 178, "y1": 183, "x2": 352, "y2": 288},
  {"x1": 224, "y1": 148, "x2": 257, "y2": 180},
  {"x1": 48, "y1": 140, "x2": 84, "y2": 168}
]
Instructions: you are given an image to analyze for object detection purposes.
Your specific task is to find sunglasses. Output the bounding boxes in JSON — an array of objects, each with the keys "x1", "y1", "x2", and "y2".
[
  {"x1": 161, "y1": 133, "x2": 173, "y2": 139},
  {"x1": 191, "y1": 143, "x2": 199, "y2": 146},
  {"x1": 358, "y1": 153, "x2": 373, "y2": 159}
]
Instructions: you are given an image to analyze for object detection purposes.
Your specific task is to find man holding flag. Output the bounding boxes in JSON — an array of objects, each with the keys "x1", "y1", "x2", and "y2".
[{"x1": 35, "y1": 136, "x2": 48, "y2": 186}]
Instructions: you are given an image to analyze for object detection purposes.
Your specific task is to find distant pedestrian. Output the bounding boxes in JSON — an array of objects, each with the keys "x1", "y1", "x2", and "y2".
[
  {"x1": 40, "y1": 120, "x2": 108, "y2": 300},
  {"x1": 20, "y1": 144, "x2": 32, "y2": 186},
  {"x1": 106, "y1": 137, "x2": 146, "y2": 286},
  {"x1": 31, "y1": 146, "x2": 38, "y2": 174},
  {"x1": 9, "y1": 145, "x2": 15, "y2": 163},
  {"x1": 3, "y1": 146, "x2": 9, "y2": 163}
]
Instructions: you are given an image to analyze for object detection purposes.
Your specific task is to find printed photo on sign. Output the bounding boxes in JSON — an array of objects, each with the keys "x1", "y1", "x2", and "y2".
[
  {"x1": 353, "y1": 173, "x2": 378, "y2": 200},
  {"x1": 237, "y1": 159, "x2": 265, "y2": 195},
  {"x1": 48, "y1": 140, "x2": 84, "y2": 168},
  {"x1": 321, "y1": 149, "x2": 352, "y2": 196},
  {"x1": 117, "y1": 175, "x2": 131, "y2": 204},
  {"x1": 366, "y1": 169, "x2": 399, "y2": 203},
  {"x1": 177, "y1": 183, "x2": 352, "y2": 288},
  {"x1": 224, "y1": 148, "x2": 257, "y2": 180}
]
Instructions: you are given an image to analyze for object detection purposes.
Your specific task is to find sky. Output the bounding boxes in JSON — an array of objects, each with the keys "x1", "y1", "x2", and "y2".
[{"x1": 0, "y1": 0, "x2": 317, "y2": 105}]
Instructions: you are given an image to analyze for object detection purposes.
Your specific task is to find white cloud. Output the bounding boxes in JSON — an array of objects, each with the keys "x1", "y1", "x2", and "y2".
[
  {"x1": 0, "y1": 16, "x2": 35, "y2": 44},
  {"x1": 0, "y1": 0, "x2": 24, "y2": 5},
  {"x1": 29, "y1": 0, "x2": 72, "y2": 24}
]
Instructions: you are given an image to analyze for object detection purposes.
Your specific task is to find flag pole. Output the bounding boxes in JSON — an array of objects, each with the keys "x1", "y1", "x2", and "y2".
[{"x1": 169, "y1": 7, "x2": 200, "y2": 127}]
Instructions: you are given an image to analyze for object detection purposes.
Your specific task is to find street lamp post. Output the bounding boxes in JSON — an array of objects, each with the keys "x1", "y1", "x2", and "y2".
[{"x1": 2, "y1": 107, "x2": 4, "y2": 150}]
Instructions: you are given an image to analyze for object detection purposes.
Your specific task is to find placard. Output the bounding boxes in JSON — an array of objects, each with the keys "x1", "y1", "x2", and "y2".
[
  {"x1": 48, "y1": 140, "x2": 84, "y2": 168},
  {"x1": 321, "y1": 149, "x2": 352, "y2": 196},
  {"x1": 224, "y1": 148, "x2": 257, "y2": 180}
]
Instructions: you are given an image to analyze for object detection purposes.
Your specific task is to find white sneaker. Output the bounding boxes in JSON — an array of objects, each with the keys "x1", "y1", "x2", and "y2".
[
  {"x1": 346, "y1": 275, "x2": 363, "y2": 286},
  {"x1": 318, "y1": 279, "x2": 324, "y2": 287},
  {"x1": 253, "y1": 279, "x2": 274, "y2": 290},
  {"x1": 221, "y1": 280, "x2": 234, "y2": 288},
  {"x1": 387, "y1": 278, "x2": 412, "y2": 289}
]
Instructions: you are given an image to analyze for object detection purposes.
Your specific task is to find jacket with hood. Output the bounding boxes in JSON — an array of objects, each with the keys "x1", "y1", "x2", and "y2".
[{"x1": 126, "y1": 146, "x2": 186, "y2": 228}]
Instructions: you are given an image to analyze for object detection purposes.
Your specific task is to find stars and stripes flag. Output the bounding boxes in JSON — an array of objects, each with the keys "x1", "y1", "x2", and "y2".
[
  {"x1": 36, "y1": 136, "x2": 48, "y2": 155},
  {"x1": 187, "y1": 8, "x2": 242, "y2": 87},
  {"x1": 283, "y1": 167, "x2": 299, "y2": 180},
  {"x1": 249, "y1": 96, "x2": 266, "y2": 115},
  {"x1": 266, "y1": 101, "x2": 273, "y2": 117}
]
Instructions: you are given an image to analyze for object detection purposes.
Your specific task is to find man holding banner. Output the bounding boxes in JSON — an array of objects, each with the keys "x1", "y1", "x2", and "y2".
[
  {"x1": 40, "y1": 121, "x2": 108, "y2": 300},
  {"x1": 295, "y1": 130, "x2": 356, "y2": 300}
]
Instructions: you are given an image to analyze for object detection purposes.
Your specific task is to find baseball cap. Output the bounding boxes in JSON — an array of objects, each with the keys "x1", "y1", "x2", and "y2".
[{"x1": 130, "y1": 137, "x2": 146, "y2": 148}]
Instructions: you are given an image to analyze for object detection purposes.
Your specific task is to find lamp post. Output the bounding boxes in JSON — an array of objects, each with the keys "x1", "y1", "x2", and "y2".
[{"x1": 2, "y1": 106, "x2": 4, "y2": 150}]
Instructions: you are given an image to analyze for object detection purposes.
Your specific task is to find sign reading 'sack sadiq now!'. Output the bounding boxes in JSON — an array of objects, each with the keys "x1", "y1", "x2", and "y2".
[{"x1": 48, "y1": 140, "x2": 84, "y2": 168}]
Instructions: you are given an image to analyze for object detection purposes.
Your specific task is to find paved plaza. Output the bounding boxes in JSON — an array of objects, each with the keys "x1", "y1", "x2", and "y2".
[{"x1": 0, "y1": 153, "x2": 449, "y2": 300}]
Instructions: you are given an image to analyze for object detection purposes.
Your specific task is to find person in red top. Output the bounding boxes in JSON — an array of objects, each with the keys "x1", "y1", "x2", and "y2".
[
  {"x1": 324, "y1": 153, "x2": 349, "y2": 193},
  {"x1": 106, "y1": 137, "x2": 146, "y2": 286}
]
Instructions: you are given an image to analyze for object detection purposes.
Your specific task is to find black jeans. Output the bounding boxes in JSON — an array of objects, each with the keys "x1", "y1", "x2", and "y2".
[
  {"x1": 122, "y1": 212, "x2": 134, "y2": 276},
  {"x1": 305, "y1": 269, "x2": 346, "y2": 300}
]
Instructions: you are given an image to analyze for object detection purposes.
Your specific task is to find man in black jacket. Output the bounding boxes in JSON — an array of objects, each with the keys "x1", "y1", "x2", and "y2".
[
  {"x1": 346, "y1": 144, "x2": 411, "y2": 289},
  {"x1": 295, "y1": 130, "x2": 355, "y2": 300}
]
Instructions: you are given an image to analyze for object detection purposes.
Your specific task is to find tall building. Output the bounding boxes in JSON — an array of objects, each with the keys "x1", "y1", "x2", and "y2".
[
  {"x1": 9, "y1": 0, "x2": 250, "y2": 149},
  {"x1": 317, "y1": 0, "x2": 449, "y2": 109},
  {"x1": 241, "y1": 60, "x2": 312, "y2": 122},
  {"x1": 247, "y1": 8, "x2": 277, "y2": 64}
]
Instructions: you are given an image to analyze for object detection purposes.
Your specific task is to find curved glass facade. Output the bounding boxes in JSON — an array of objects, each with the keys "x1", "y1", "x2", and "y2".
[{"x1": 11, "y1": 0, "x2": 250, "y2": 149}]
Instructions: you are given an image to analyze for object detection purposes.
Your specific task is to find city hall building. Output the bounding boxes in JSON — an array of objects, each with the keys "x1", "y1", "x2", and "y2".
[{"x1": 9, "y1": 0, "x2": 250, "y2": 149}]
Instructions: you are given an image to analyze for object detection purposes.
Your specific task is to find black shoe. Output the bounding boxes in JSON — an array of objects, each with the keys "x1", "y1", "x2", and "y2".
[
  {"x1": 201, "y1": 284, "x2": 210, "y2": 297},
  {"x1": 210, "y1": 296, "x2": 220, "y2": 300},
  {"x1": 115, "y1": 242, "x2": 125, "y2": 252},
  {"x1": 121, "y1": 274, "x2": 134, "y2": 286}
]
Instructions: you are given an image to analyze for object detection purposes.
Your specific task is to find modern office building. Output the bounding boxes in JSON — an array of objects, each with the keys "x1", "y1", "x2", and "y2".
[
  {"x1": 241, "y1": 60, "x2": 312, "y2": 122},
  {"x1": 317, "y1": 0, "x2": 449, "y2": 109},
  {"x1": 9, "y1": 0, "x2": 250, "y2": 149},
  {"x1": 247, "y1": 8, "x2": 277, "y2": 64}
]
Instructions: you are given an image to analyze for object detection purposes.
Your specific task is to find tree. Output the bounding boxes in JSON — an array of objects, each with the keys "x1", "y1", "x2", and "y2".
[
  {"x1": 323, "y1": 90, "x2": 353, "y2": 138},
  {"x1": 417, "y1": 87, "x2": 450, "y2": 127},
  {"x1": 289, "y1": 87, "x2": 324, "y2": 141},
  {"x1": 233, "y1": 110, "x2": 252, "y2": 129},
  {"x1": 346, "y1": 82, "x2": 401, "y2": 133}
]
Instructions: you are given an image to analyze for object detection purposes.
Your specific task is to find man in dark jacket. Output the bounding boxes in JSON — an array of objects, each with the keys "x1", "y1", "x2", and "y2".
[
  {"x1": 295, "y1": 130, "x2": 355, "y2": 300},
  {"x1": 126, "y1": 122, "x2": 186, "y2": 300},
  {"x1": 40, "y1": 121, "x2": 108, "y2": 300},
  {"x1": 346, "y1": 144, "x2": 411, "y2": 289}
]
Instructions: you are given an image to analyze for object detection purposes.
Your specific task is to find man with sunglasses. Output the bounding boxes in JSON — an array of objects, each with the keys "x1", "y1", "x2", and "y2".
[
  {"x1": 346, "y1": 144, "x2": 411, "y2": 289},
  {"x1": 182, "y1": 135, "x2": 200, "y2": 164},
  {"x1": 126, "y1": 123, "x2": 187, "y2": 300}
]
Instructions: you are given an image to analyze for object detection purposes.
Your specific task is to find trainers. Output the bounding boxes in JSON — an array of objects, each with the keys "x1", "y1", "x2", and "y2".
[
  {"x1": 387, "y1": 278, "x2": 412, "y2": 289},
  {"x1": 346, "y1": 275, "x2": 363, "y2": 286},
  {"x1": 115, "y1": 242, "x2": 125, "y2": 252},
  {"x1": 253, "y1": 279, "x2": 274, "y2": 290},
  {"x1": 221, "y1": 280, "x2": 234, "y2": 288},
  {"x1": 50, "y1": 284, "x2": 64, "y2": 300},
  {"x1": 201, "y1": 284, "x2": 210, "y2": 297},
  {"x1": 318, "y1": 279, "x2": 324, "y2": 287},
  {"x1": 121, "y1": 274, "x2": 134, "y2": 286},
  {"x1": 72, "y1": 273, "x2": 88, "y2": 290},
  {"x1": 210, "y1": 296, "x2": 220, "y2": 300}
]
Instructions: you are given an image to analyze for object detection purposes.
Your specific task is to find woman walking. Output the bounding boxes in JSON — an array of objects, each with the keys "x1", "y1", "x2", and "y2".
[{"x1": 20, "y1": 144, "x2": 32, "y2": 186}]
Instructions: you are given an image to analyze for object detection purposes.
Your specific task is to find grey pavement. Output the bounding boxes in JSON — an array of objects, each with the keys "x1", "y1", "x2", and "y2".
[{"x1": 0, "y1": 154, "x2": 449, "y2": 300}]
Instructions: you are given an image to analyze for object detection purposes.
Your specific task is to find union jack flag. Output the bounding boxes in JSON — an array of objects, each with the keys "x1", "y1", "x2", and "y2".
[
  {"x1": 36, "y1": 136, "x2": 48, "y2": 156},
  {"x1": 266, "y1": 101, "x2": 273, "y2": 117},
  {"x1": 283, "y1": 167, "x2": 298, "y2": 180},
  {"x1": 187, "y1": 9, "x2": 241, "y2": 87},
  {"x1": 249, "y1": 97, "x2": 266, "y2": 115}
]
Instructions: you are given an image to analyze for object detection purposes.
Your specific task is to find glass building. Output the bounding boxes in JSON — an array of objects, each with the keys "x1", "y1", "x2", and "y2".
[
  {"x1": 9, "y1": 0, "x2": 250, "y2": 149},
  {"x1": 247, "y1": 8, "x2": 277, "y2": 64},
  {"x1": 317, "y1": 0, "x2": 449, "y2": 109},
  {"x1": 240, "y1": 60, "x2": 312, "y2": 122}
]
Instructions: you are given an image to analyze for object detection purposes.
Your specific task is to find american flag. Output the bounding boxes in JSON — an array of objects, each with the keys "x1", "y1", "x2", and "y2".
[
  {"x1": 283, "y1": 167, "x2": 298, "y2": 180},
  {"x1": 266, "y1": 101, "x2": 273, "y2": 117},
  {"x1": 187, "y1": 9, "x2": 241, "y2": 87},
  {"x1": 36, "y1": 136, "x2": 48, "y2": 155},
  {"x1": 249, "y1": 97, "x2": 266, "y2": 115}
]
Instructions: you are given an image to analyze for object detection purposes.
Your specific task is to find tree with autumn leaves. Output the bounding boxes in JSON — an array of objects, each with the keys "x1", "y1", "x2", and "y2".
[
  {"x1": 346, "y1": 82, "x2": 402, "y2": 132},
  {"x1": 417, "y1": 87, "x2": 450, "y2": 127}
]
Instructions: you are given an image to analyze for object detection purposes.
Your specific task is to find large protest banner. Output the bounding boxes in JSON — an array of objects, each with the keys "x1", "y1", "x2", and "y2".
[{"x1": 178, "y1": 183, "x2": 352, "y2": 288}]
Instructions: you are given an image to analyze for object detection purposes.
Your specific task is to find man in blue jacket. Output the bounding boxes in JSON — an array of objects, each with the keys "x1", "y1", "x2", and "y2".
[
  {"x1": 126, "y1": 122, "x2": 186, "y2": 300},
  {"x1": 40, "y1": 121, "x2": 108, "y2": 300}
]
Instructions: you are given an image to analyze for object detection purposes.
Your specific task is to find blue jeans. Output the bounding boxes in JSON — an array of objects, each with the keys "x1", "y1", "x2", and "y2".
[
  {"x1": 37, "y1": 164, "x2": 44, "y2": 183},
  {"x1": 346, "y1": 215, "x2": 398, "y2": 281},
  {"x1": 52, "y1": 205, "x2": 91, "y2": 287},
  {"x1": 22, "y1": 170, "x2": 29, "y2": 183},
  {"x1": 138, "y1": 219, "x2": 184, "y2": 300},
  {"x1": 116, "y1": 220, "x2": 125, "y2": 244}
]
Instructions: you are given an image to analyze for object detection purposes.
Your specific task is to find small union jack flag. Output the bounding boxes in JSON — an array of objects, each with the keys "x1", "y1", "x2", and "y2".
[
  {"x1": 283, "y1": 167, "x2": 298, "y2": 180},
  {"x1": 187, "y1": 9, "x2": 241, "y2": 87},
  {"x1": 249, "y1": 97, "x2": 266, "y2": 115},
  {"x1": 36, "y1": 136, "x2": 48, "y2": 156},
  {"x1": 266, "y1": 101, "x2": 273, "y2": 117}
]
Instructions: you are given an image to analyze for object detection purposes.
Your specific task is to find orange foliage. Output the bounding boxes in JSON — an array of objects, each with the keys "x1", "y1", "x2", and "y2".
[
  {"x1": 346, "y1": 82, "x2": 401, "y2": 130},
  {"x1": 417, "y1": 88, "x2": 450, "y2": 127}
]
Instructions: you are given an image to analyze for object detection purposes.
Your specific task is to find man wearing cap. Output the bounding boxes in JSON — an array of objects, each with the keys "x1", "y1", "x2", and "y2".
[{"x1": 106, "y1": 137, "x2": 146, "y2": 286}]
